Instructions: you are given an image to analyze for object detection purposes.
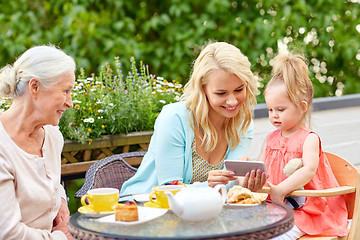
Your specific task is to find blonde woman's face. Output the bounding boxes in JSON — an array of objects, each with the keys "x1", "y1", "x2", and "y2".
[{"x1": 204, "y1": 69, "x2": 246, "y2": 123}]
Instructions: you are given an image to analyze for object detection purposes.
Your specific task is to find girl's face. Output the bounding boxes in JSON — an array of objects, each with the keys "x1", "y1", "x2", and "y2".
[
  {"x1": 204, "y1": 69, "x2": 246, "y2": 124},
  {"x1": 265, "y1": 84, "x2": 305, "y2": 137},
  {"x1": 35, "y1": 73, "x2": 75, "y2": 126}
]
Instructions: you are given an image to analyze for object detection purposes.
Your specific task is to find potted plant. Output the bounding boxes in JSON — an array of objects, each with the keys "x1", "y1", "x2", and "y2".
[{"x1": 59, "y1": 57, "x2": 183, "y2": 174}]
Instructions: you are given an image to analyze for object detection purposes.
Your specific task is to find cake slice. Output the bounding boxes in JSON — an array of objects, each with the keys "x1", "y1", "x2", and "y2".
[{"x1": 115, "y1": 201, "x2": 139, "y2": 222}]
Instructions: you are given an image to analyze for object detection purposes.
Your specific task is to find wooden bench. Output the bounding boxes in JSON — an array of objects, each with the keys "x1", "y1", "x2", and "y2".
[{"x1": 61, "y1": 131, "x2": 152, "y2": 184}]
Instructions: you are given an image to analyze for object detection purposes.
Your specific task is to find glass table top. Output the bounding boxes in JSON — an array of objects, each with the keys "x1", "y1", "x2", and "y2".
[{"x1": 70, "y1": 201, "x2": 293, "y2": 240}]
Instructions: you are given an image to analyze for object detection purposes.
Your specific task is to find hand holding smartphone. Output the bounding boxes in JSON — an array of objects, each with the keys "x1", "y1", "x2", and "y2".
[{"x1": 224, "y1": 160, "x2": 266, "y2": 177}]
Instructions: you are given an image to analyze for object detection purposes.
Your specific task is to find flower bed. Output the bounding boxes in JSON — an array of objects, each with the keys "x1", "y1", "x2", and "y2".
[
  {"x1": 60, "y1": 57, "x2": 183, "y2": 143},
  {"x1": 0, "y1": 57, "x2": 183, "y2": 144}
]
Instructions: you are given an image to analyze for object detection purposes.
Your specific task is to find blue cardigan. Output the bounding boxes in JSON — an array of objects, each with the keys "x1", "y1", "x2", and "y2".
[{"x1": 120, "y1": 102, "x2": 254, "y2": 194}]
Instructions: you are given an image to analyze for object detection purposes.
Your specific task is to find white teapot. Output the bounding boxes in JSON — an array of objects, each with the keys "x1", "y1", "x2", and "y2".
[{"x1": 165, "y1": 182, "x2": 227, "y2": 221}]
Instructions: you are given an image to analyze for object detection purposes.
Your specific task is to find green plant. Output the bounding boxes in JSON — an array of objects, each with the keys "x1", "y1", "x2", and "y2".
[
  {"x1": 0, "y1": 57, "x2": 183, "y2": 143},
  {"x1": 0, "y1": 97, "x2": 11, "y2": 114},
  {"x1": 1, "y1": 0, "x2": 359, "y2": 101},
  {"x1": 59, "y1": 57, "x2": 183, "y2": 143}
]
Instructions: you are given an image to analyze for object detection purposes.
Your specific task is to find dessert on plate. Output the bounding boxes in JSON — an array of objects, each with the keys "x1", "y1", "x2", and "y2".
[
  {"x1": 115, "y1": 201, "x2": 139, "y2": 222},
  {"x1": 227, "y1": 186, "x2": 267, "y2": 204},
  {"x1": 164, "y1": 180, "x2": 186, "y2": 186}
]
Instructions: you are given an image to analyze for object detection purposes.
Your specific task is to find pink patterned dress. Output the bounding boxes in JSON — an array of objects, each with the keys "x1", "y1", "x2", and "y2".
[{"x1": 264, "y1": 128, "x2": 348, "y2": 236}]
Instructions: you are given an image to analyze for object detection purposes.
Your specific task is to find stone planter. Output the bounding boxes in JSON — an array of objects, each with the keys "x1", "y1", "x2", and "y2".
[{"x1": 61, "y1": 131, "x2": 153, "y2": 180}]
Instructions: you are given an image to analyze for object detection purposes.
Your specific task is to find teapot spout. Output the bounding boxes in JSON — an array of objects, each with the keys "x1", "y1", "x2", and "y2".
[{"x1": 165, "y1": 191, "x2": 183, "y2": 215}]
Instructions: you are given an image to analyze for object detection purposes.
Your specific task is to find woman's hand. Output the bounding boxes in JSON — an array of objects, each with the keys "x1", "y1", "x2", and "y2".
[
  {"x1": 52, "y1": 198, "x2": 73, "y2": 239},
  {"x1": 238, "y1": 156, "x2": 250, "y2": 161},
  {"x1": 53, "y1": 198, "x2": 70, "y2": 226},
  {"x1": 52, "y1": 220, "x2": 74, "y2": 240},
  {"x1": 240, "y1": 169, "x2": 267, "y2": 192},
  {"x1": 208, "y1": 170, "x2": 237, "y2": 187}
]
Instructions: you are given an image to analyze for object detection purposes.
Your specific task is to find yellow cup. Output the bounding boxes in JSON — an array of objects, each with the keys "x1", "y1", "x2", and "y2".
[
  {"x1": 149, "y1": 185, "x2": 185, "y2": 209},
  {"x1": 80, "y1": 188, "x2": 119, "y2": 212}
]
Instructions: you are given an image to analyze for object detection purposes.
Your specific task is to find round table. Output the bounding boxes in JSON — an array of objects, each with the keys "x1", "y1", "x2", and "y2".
[{"x1": 69, "y1": 201, "x2": 293, "y2": 240}]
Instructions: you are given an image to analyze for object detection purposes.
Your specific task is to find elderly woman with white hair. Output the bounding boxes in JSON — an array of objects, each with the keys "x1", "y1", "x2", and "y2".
[
  {"x1": 0, "y1": 46, "x2": 75, "y2": 239},
  {"x1": 121, "y1": 41, "x2": 266, "y2": 195}
]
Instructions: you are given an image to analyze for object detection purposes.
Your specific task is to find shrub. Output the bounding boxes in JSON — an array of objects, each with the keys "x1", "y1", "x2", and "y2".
[
  {"x1": 59, "y1": 57, "x2": 182, "y2": 143},
  {"x1": 1, "y1": 0, "x2": 359, "y2": 101},
  {"x1": 0, "y1": 58, "x2": 183, "y2": 142}
]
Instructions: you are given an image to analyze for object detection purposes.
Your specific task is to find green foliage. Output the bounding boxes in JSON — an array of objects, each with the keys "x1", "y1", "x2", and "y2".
[
  {"x1": 59, "y1": 57, "x2": 182, "y2": 143},
  {"x1": 0, "y1": 57, "x2": 182, "y2": 142},
  {"x1": 66, "y1": 179, "x2": 84, "y2": 215},
  {"x1": 1, "y1": 0, "x2": 359, "y2": 103}
]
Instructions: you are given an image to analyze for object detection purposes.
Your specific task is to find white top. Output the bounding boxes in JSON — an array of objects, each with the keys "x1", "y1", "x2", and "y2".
[{"x1": 0, "y1": 121, "x2": 67, "y2": 240}]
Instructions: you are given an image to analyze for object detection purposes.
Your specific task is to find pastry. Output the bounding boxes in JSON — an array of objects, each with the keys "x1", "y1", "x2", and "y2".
[
  {"x1": 165, "y1": 180, "x2": 186, "y2": 186},
  {"x1": 227, "y1": 186, "x2": 253, "y2": 203},
  {"x1": 115, "y1": 201, "x2": 139, "y2": 222},
  {"x1": 227, "y1": 186, "x2": 267, "y2": 204}
]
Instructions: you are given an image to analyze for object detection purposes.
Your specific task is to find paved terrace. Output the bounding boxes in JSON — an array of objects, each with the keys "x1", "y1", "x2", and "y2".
[{"x1": 249, "y1": 94, "x2": 360, "y2": 167}]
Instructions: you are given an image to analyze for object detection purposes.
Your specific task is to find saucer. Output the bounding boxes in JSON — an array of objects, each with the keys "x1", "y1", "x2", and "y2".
[
  {"x1": 143, "y1": 201, "x2": 171, "y2": 210},
  {"x1": 133, "y1": 193, "x2": 150, "y2": 202},
  {"x1": 78, "y1": 206, "x2": 114, "y2": 217}
]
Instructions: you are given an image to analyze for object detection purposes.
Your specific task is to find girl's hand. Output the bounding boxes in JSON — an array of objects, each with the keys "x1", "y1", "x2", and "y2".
[
  {"x1": 240, "y1": 169, "x2": 267, "y2": 192},
  {"x1": 267, "y1": 182, "x2": 286, "y2": 204},
  {"x1": 208, "y1": 170, "x2": 237, "y2": 187}
]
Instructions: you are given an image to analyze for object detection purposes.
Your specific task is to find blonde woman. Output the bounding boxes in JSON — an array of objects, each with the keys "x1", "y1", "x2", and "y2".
[
  {"x1": 0, "y1": 46, "x2": 75, "y2": 239},
  {"x1": 121, "y1": 42, "x2": 266, "y2": 195}
]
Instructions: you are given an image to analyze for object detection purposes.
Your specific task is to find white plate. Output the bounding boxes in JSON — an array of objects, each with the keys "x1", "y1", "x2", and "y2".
[
  {"x1": 97, "y1": 206, "x2": 167, "y2": 225},
  {"x1": 225, "y1": 202, "x2": 262, "y2": 208},
  {"x1": 225, "y1": 192, "x2": 268, "y2": 208},
  {"x1": 133, "y1": 193, "x2": 150, "y2": 202}
]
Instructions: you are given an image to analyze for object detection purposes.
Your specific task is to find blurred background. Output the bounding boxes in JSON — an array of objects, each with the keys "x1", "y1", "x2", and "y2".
[{"x1": 1, "y1": 0, "x2": 360, "y2": 104}]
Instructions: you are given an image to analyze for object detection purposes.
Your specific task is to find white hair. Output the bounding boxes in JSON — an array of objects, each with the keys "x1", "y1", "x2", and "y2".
[{"x1": 0, "y1": 45, "x2": 76, "y2": 97}]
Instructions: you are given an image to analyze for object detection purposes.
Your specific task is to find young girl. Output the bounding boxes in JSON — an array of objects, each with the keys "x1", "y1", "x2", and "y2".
[{"x1": 257, "y1": 52, "x2": 348, "y2": 239}]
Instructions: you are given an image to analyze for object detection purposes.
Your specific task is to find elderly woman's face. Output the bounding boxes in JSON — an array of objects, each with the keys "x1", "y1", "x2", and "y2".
[
  {"x1": 204, "y1": 69, "x2": 246, "y2": 122},
  {"x1": 36, "y1": 73, "x2": 75, "y2": 126}
]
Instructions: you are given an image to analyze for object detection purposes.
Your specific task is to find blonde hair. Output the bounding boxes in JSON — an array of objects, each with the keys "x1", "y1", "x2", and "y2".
[
  {"x1": 265, "y1": 52, "x2": 313, "y2": 127},
  {"x1": 0, "y1": 45, "x2": 76, "y2": 97},
  {"x1": 181, "y1": 42, "x2": 258, "y2": 152}
]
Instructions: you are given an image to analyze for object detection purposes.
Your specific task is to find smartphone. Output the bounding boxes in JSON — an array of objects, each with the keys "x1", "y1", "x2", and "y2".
[{"x1": 224, "y1": 160, "x2": 266, "y2": 176}]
